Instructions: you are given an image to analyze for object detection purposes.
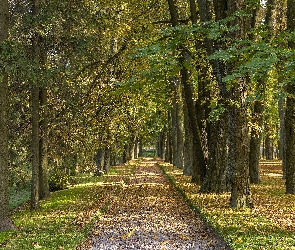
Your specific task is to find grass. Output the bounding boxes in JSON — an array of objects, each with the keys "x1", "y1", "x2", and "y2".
[
  {"x1": 0, "y1": 160, "x2": 138, "y2": 250},
  {"x1": 159, "y1": 161, "x2": 295, "y2": 250}
]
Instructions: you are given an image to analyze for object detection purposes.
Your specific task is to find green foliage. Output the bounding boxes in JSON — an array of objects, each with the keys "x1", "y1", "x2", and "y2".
[{"x1": 48, "y1": 166, "x2": 71, "y2": 192}]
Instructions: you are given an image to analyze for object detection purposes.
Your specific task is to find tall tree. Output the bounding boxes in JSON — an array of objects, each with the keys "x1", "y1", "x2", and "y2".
[
  {"x1": 285, "y1": 0, "x2": 295, "y2": 194},
  {"x1": 0, "y1": 0, "x2": 15, "y2": 232},
  {"x1": 197, "y1": 0, "x2": 230, "y2": 193},
  {"x1": 167, "y1": 0, "x2": 206, "y2": 183},
  {"x1": 170, "y1": 77, "x2": 184, "y2": 169},
  {"x1": 30, "y1": 0, "x2": 40, "y2": 210},
  {"x1": 227, "y1": 0, "x2": 253, "y2": 208}
]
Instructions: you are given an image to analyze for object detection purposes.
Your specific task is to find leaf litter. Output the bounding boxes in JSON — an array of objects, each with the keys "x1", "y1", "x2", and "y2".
[{"x1": 78, "y1": 158, "x2": 230, "y2": 250}]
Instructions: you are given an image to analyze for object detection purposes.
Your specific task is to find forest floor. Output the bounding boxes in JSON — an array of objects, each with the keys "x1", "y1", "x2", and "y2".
[
  {"x1": 1, "y1": 158, "x2": 295, "y2": 249},
  {"x1": 78, "y1": 158, "x2": 230, "y2": 250}
]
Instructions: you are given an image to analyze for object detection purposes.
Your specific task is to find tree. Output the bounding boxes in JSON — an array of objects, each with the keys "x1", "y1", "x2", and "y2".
[
  {"x1": 167, "y1": 0, "x2": 206, "y2": 183},
  {"x1": 226, "y1": 0, "x2": 253, "y2": 208},
  {"x1": 30, "y1": 0, "x2": 41, "y2": 210},
  {"x1": 0, "y1": 0, "x2": 15, "y2": 232},
  {"x1": 285, "y1": 0, "x2": 295, "y2": 194},
  {"x1": 197, "y1": 0, "x2": 230, "y2": 193}
]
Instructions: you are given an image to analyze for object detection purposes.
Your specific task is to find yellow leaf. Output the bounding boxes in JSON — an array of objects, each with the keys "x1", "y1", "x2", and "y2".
[{"x1": 161, "y1": 240, "x2": 169, "y2": 246}]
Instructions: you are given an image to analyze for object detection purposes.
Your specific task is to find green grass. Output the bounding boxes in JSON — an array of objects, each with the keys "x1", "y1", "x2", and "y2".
[
  {"x1": 159, "y1": 161, "x2": 295, "y2": 250},
  {"x1": 0, "y1": 161, "x2": 138, "y2": 250}
]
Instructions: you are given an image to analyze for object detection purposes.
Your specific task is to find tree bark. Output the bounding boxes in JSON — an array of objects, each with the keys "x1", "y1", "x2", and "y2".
[
  {"x1": 249, "y1": 100, "x2": 264, "y2": 184},
  {"x1": 165, "y1": 111, "x2": 172, "y2": 163},
  {"x1": 157, "y1": 131, "x2": 165, "y2": 160},
  {"x1": 123, "y1": 144, "x2": 130, "y2": 163},
  {"x1": 138, "y1": 139, "x2": 143, "y2": 157},
  {"x1": 265, "y1": 134, "x2": 272, "y2": 160},
  {"x1": 278, "y1": 98, "x2": 286, "y2": 178},
  {"x1": 170, "y1": 77, "x2": 184, "y2": 169},
  {"x1": 31, "y1": 86, "x2": 40, "y2": 210},
  {"x1": 285, "y1": 91, "x2": 295, "y2": 194},
  {"x1": 95, "y1": 148, "x2": 105, "y2": 176},
  {"x1": 201, "y1": 115, "x2": 229, "y2": 192},
  {"x1": 285, "y1": 0, "x2": 295, "y2": 194},
  {"x1": 39, "y1": 85, "x2": 50, "y2": 200},
  {"x1": 103, "y1": 147, "x2": 111, "y2": 174},
  {"x1": 30, "y1": 0, "x2": 41, "y2": 210},
  {"x1": 195, "y1": 0, "x2": 230, "y2": 192},
  {"x1": 227, "y1": 0, "x2": 253, "y2": 209},
  {"x1": 181, "y1": 56, "x2": 207, "y2": 183},
  {"x1": 0, "y1": 0, "x2": 15, "y2": 231}
]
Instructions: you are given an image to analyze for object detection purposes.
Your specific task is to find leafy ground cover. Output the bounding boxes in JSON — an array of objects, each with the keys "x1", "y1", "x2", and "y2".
[
  {"x1": 9, "y1": 183, "x2": 31, "y2": 210},
  {"x1": 79, "y1": 158, "x2": 230, "y2": 249},
  {"x1": 0, "y1": 161, "x2": 137, "y2": 250},
  {"x1": 160, "y1": 161, "x2": 295, "y2": 250}
]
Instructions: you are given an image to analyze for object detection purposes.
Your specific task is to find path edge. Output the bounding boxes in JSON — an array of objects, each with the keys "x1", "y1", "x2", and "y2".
[{"x1": 157, "y1": 162, "x2": 232, "y2": 250}]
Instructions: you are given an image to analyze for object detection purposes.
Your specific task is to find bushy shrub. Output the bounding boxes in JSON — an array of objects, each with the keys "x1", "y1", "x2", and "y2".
[{"x1": 48, "y1": 166, "x2": 70, "y2": 191}]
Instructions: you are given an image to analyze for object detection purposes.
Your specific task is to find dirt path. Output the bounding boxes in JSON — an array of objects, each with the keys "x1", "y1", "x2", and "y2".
[{"x1": 82, "y1": 158, "x2": 230, "y2": 249}]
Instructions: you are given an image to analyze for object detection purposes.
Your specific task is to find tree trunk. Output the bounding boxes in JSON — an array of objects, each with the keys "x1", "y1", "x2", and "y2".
[
  {"x1": 30, "y1": 0, "x2": 41, "y2": 211},
  {"x1": 31, "y1": 85, "x2": 40, "y2": 210},
  {"x1": 278, "y1": 98, "x2": 286, "y2": 178},
  {"x1": 165, "y1": 111, "x2": 173, "y2": 164},
  {"x1": 228, "y1": 78, "x2": 252, "y2": 208},
  {"x1": 138, "y1": 140, "x2": 143, "y2": 157},
  {"x1": 285, "y1": 0, "x2": 295, "y2": 194},
  {"x1": 201, "y1": 115, "x2": 229, "y2": 193},
  {"x1": 95, "y1": 148, "x2": 105, "y2": 176},
  {"x1": 285, "y1": 91, "x2": 295, "y2": 194},
  {"x1": 197, "y1": 0, "x2": 230, "y2": 192},
  {"x1": 39, "y1": 87, "x2": 50, "y2": 199},
  {"x1": 265, "y1": 134, "x2": 272, "y2": 160},
  {"x1": 183, "y1": 96, "x2": 195, "y2": 176},
  {"x1": 0, "y1": 0, "x2": 15, "y2": 231},
  {"x1": 103, "y1": 147, "x2": 111, "y2": 174},
  {"x1": 181, "y1": 58, "x2": 207, "y2": 183},
  {"x1": 157, "y1": 131, "x2": 165, "y2": 159},
  {"x1": 170, "y1": 77, "x2": 184, "y2": 168},
  {"x1": 134, "y1": 137, "x2": 138, "y2": 159},
  {"x1": 227, "y1": 0, "x2": 252, "y2": 209},
  {"x1": 129, "y1": 136, "x2": 136, "y2": 160},
  {"x1": 123, "y1": 144, "x2": 130, "y2": 163},
  {"x1": 249, "y1": 100, "x2": 264, "y2": 184}
]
